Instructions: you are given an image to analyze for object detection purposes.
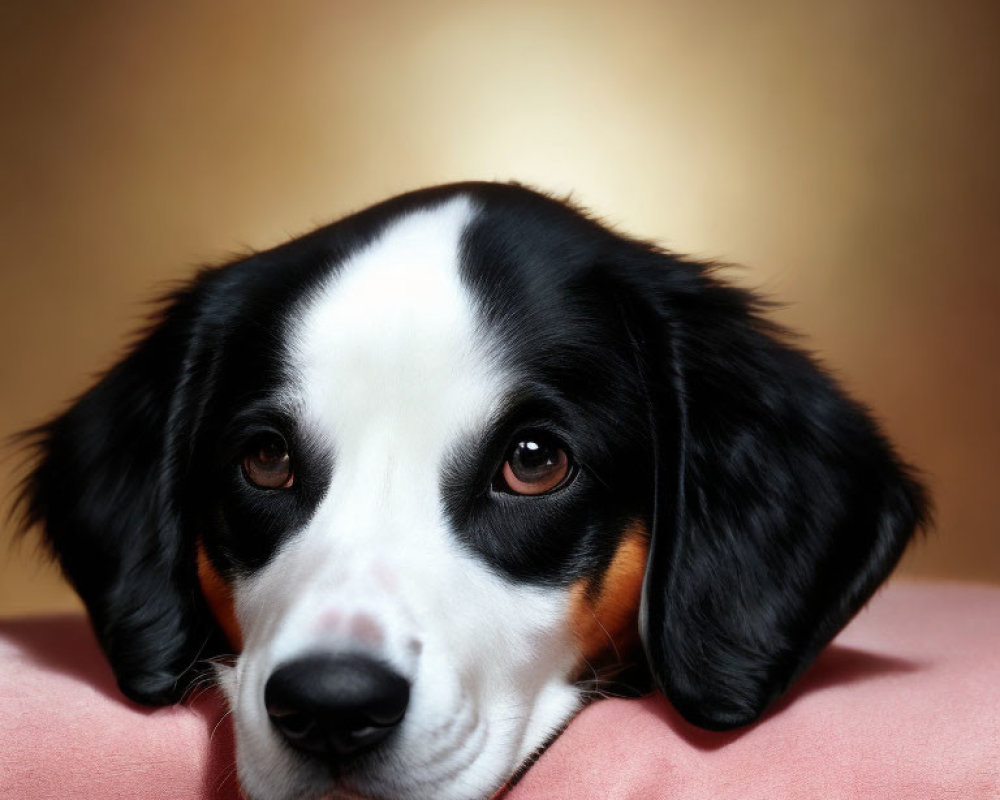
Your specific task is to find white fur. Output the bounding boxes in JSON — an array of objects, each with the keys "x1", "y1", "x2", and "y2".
[{"x1": 219, "y1": 197, "x2": 582, "y2": 800}]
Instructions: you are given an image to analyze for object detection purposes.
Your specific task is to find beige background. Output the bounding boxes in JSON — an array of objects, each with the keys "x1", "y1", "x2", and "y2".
[{"x1": 1, "y1": 0, "x2": 998, "y2": 616}]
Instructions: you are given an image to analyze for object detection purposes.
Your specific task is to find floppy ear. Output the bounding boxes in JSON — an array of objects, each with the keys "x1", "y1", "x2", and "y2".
[
  {"x1": 618, "y1": 252, "x2": 927, "y2": 731},
  {"x1": 17, "y1": 289, "x2": 223, "y2": 705}
]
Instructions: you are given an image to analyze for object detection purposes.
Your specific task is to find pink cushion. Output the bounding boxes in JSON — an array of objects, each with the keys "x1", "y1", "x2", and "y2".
[
  {"x1": 0, "y1": 616, "x2": 239, "y2": 800},
  {"x1": 509, "y1": 582, "x2": 1000, "y2": 800},
  {"x1": 1, "y1": 582, "x2": 997, "y2": 799}
]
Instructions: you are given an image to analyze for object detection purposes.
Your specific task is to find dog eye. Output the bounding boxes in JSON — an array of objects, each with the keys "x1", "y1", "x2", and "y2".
[
  {"x1": 243, "y1": 433, "x2": 294, "y2": 490},
  {"x1": 497, "y1": 432, "x2": 573, "y2": 496}
]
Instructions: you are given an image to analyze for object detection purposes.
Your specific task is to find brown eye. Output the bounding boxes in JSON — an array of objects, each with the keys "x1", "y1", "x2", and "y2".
[
  {"x1": 243, "y1": 434, "x2": 294, "y2": 490},
  {"x1": 499, "y1": 433, "x2": 573, "y2": 496}
]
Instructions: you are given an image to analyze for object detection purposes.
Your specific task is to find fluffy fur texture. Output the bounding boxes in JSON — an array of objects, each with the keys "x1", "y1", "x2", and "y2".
[{"x1": 17, "y1": 182, "x2": 926, "y2": 800}]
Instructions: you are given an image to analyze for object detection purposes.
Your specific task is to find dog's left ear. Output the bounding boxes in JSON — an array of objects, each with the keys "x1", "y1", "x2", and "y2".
[{"x1": 610, "y1": 249, "x2": 928, "y2": 731}]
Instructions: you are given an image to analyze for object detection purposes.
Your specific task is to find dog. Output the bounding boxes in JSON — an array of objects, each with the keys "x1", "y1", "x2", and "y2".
[{"x1": 18, "y1": 182, "x2": 926, "y2": 800}]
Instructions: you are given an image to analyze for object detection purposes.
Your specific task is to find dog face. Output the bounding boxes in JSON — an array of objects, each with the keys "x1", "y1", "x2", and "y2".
[{"x1": 20, "y1": 183, "x2": 925, "y2": 800}]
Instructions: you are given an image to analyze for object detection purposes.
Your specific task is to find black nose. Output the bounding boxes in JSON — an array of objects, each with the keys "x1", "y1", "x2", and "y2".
[{"x1": 264, "y1": 654, "x2": 410, "y2": 757}]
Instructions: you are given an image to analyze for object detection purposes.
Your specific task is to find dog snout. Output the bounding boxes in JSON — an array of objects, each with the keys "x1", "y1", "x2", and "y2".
[{"x1": 264, "y1": 654, "x2": 410, "y2": 758}]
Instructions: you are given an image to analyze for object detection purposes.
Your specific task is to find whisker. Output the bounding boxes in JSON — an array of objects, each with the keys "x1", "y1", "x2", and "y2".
[
  {"x1": 215, "y1": 760, "x2": 239, "y2": 794},
  {"x1": 211, "y1": 708, "x2": 235, "y2": 742}
]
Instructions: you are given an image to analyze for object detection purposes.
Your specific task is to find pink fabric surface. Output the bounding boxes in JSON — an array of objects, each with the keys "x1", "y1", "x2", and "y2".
[
  {"x1": 0, "y1": 582, "x2": 997, "y2": 799},
  {"x1": 0, "y1": 616, "x2": 238, "y2": 800},
  {"x1": 508, "y1": 582, "x2": 1000, "y2": 800}
]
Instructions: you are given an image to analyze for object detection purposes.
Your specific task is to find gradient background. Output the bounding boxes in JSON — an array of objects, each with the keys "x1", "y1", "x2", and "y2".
[{"x1": 2, "y1": 0, "x2": 998, "y2": 616}]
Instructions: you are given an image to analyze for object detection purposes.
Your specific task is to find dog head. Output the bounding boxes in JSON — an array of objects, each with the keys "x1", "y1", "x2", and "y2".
[{"x1": 19, "y1": 183, "x2": 926, "y2": 800}]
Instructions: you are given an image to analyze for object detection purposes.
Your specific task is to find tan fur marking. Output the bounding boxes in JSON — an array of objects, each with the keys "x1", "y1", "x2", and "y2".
[
  {"x1": 569, "y1": 523, "x2": 648, "y2": 671},
  {"x1": 196, "y1": 543, "x2": 243, "y2": 650}
]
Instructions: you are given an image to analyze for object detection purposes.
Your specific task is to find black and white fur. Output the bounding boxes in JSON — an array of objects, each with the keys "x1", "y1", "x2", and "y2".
[{"x1": 18, "y1": 183, "x2": 926, "y2": 800}]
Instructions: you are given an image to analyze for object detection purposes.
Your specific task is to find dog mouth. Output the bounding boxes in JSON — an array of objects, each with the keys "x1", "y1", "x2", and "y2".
[
  {"x1": 323, "y1": 738, "x2": 558, "y2": 800},
  {"x1": 269, "y1": 703, "x2": 572, "y2": 800}
]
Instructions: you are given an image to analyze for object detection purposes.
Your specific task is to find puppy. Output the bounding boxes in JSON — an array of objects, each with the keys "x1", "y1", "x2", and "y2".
[{"x1": 18, "y1": 182, "x2": 926, "y2": 800}]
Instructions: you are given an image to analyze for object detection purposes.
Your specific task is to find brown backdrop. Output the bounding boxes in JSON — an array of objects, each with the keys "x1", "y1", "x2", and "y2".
[{"x1": 2, "y1": 0, "x2": 998, "y2": 616}]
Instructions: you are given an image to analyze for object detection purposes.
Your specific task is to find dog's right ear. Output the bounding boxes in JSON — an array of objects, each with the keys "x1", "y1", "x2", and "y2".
[
  {"x1": 15, "y1": 284, "x2": 222, "y2": 705},
  {"x1": 608, "y1": 250, "x2": 927, "y2": 731}
]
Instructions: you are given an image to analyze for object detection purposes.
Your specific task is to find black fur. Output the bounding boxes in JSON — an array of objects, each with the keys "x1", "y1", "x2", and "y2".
[{"x1": 16, "y1": 182, "x2": 926, "y2": 731}]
